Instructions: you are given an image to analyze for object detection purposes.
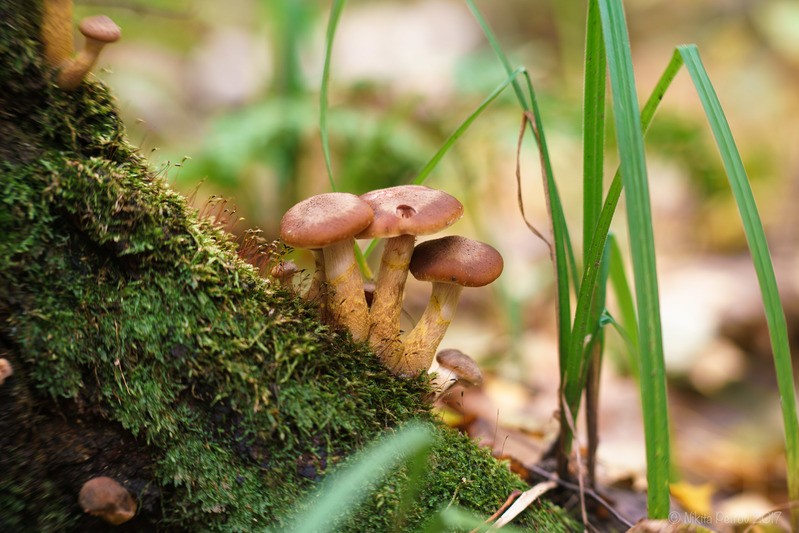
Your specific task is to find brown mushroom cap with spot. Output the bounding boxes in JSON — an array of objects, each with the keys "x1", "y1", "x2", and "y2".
[
  {"x1": 355, "y1": 185, "x2": 463, "y2": 369},
  {"x1": 280, "y1": 193, "x2": 374, "y2": 341},
  {"x1": 58, "y1": 15, "x2": 121, "y2": 90},
  {"x1": 396, "y1": 236, "x2": 503, "y2": 376},
  {"x1": 78, "y1": 476, "x2": 136, "y2": 525}
]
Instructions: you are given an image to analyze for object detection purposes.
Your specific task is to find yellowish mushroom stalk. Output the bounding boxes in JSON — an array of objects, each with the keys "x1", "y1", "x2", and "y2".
[
  {"x1": 324, "y1": 239, "x2": 370, "y2": 342},
  {"x1": 368, "y1": 233, "x2": 415, "y2": 360},
  {"x1": 41, "y1": 0, "x2": 74, "y2": 67},
  {"x1": 394, "y1": 283, "x2": 462, "y2": 376}
]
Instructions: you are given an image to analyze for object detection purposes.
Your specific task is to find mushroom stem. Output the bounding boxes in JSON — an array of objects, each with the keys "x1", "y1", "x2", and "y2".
[
  {"x1": 41, "y1": 0, "x2": 74, "y2": 67},
  {"x1": 393, "y1": 282, "x2": 463, "y2": 375},
  {"x1": 368, "y1": 234, "x2": 415, "y2": 363},
  {"x1": 57, "y1": 16, "x2": 120, "y2": 91},
  {"x1": 324, "y1": 240, "x2": 369, "y2": 341}
]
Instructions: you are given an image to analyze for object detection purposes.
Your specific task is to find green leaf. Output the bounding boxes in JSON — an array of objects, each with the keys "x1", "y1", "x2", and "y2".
[
  {"x1": 678, "y1": 43, "x2": 799, "y2": 519},
  {"x1": 597, "y1": 0, "x2": 670, "y2": 517},
  {"x1": 287, "y1": 423, "x2": 434, "y2": 533}
]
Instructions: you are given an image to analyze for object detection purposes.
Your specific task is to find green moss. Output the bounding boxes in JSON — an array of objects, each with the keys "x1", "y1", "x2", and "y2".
[{"x1": 0, "y1": 2, "x2": 577, "y2": 531}]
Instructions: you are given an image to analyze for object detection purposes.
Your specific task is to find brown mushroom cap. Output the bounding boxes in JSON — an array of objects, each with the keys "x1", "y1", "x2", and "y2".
[
  {"x1": 79, "y1": 476, "x2": 136, "y2": 525},
  {"x1": 410, "y1": 236, "x2": 503, "y2": 287},
  {"x1": 436, "y1": 349, "x2": 483, "y2": 386},
  {"x1": 0, "y1": 358, "x2": 13, "y2": 385},
  {"x1": 280, "y1": 193, "x2": 374, "y2": 249},
  {"x1": 356, "y1": 185, "x2": 463, "y2": 239},
  {"x1": 79, "y1": 15, "x2": 121, "y2": 44}
]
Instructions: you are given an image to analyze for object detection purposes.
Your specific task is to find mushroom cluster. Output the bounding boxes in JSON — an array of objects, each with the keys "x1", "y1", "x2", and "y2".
[
  {"x1": 41, "y1": 1, "x2": 121, "y2": 90},
  {"x1": 279, "y1": 185, "x2": 503, "y2": 386}
]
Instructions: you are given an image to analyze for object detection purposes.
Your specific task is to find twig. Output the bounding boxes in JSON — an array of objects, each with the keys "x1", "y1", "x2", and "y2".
[
  {"x1": 562, "y1": 398, "x2": 589, "y2": 528},
  {"x1": 469, "y1": 490, "x2": 522, "y2": 533},
  {"x1": 489, "y1": 481, "x2": 557, "y2": 530},
  {"x1": 523, "y1": 462, "x2": 634, "y2": 529}
]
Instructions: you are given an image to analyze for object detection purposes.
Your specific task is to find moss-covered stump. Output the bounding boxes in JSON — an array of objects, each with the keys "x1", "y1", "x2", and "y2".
[{"x1": 0, "y1": 2, "x2": 576, "y2": 531}]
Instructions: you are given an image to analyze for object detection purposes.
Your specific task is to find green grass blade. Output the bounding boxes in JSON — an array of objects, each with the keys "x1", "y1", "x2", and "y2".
[
  {"x1": 319, "y1": 0, "x2": 345, "y2": 192},
  {"x1": 413, "y1": 66, "x2": 529, "y2": 186},
  {"x1": 582, "y1": 0, "x2": 606, "y2": 261},
  {"x1": 561, "y1": 50, "x2": 682, "y2": 466},
  {"x1": 598, "y1": 0, "x2": 670, "y2": 517},
  {"x1": 678, "y1": 44, "x2": 799, "y2": 516},
  {"x1": 288, "y1": 423, "x2": 433, "y2": 533}
]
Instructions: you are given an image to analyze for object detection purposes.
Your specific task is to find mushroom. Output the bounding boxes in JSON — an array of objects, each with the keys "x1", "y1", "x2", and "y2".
[
  {"x1": 270, "y1": 260, "x2": 298, "y2": 289},
  {"x1": 280, "y1": 193, "x2": 374, "y2": 341},
  {"x1": 57, "y1": 15, "x2": 121, "y2": 91},
  {"x1": 78, "y1": 476, "x2": 136, "y2": 525},
  {"x1": 397, "y1": 236, "x2": 503, "y2": 376},
  {"x1": 430, "y1": 349, "x2": 483, "y2": 399},
  {"x1": 356, "y1": 186, "x2": 463, "y2": 365},
  {"x1": 0, "y1": 358, "x2": 13, "y2": 386},
  {"x1": 41, "y1": 0, "x2": 74, "y2": 67}
]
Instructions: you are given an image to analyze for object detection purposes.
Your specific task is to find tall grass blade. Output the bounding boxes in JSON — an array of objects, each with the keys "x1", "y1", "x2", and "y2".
[
  {"x1": 597, "y1": 0, "x2": 670, "y2": 516},
  {"x1": 287, "y1": 423, "x2": 433, "y2": 533},
  {"x1": 582, "y1": 0, "x2": 606, "y2": 261},
  {"x1": 678, "y1": 44, "x2": 799, "y2": 520},
  {"x1": 319, "y1": 0, "x2": 345, "y2": 191},
  {"x1": 561, "y1": 48, "x2": 682, "y2": 476}
]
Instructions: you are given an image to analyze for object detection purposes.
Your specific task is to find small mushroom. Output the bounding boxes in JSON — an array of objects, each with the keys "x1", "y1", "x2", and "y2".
[
  {"x1": 0, "y1": 358, "x2": 13, "y2": 385},
  {"x1": 78, "y1": 476, "x2": 136, "y2": 525},
  {"x1": 397, "y1": 236, "x2": 503, "y2": 376},
  {"x1": 41, "y1": 0, "x2": 74, "y2": 67},
  {"x1": 430, "y1": 349, "x2": 483, "y2": 399},
  {"x1": 57, "y1": 15, "x2": 121, "y2": 91},
  {"x1": 280, "y1": 193, "x2": 374, "y2": 341},
  {"x1": 270, "y1": 260, "x2": 298, "y2": 289},
  {"x1": 357, "y1": 186, "x2": 463, "y2": 365}
]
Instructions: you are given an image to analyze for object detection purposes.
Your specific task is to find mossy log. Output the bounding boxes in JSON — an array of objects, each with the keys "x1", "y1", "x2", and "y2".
[{"x1": 0, "y1": 2, "x2": 576, "y2": 531}]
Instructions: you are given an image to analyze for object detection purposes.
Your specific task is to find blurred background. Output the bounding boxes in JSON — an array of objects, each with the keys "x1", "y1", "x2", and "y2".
[{"x1": 79, "y1": 0, "x2": 799, "y2": 525}]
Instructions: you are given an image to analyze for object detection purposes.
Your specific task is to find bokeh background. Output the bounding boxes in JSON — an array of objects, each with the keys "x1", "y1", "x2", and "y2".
[{"x1": 78, "y1": 0, "x2": 799, "y2": 524}]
